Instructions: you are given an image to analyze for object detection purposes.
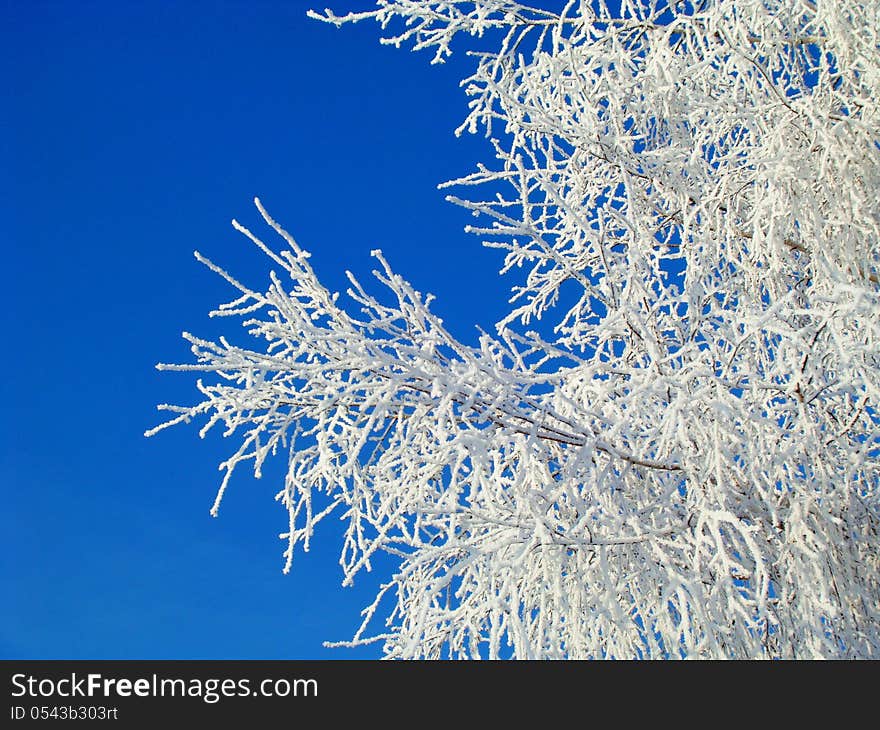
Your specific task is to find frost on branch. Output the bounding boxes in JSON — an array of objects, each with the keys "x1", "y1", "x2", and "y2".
[{"x1": 150, "y1": 1, "x2": 880, "y2": 658}]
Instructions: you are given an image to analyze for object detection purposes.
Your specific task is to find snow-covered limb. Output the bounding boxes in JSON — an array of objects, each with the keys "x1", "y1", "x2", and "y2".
[
  {"x1": 308, "y1": 1, "x2": 565, "y2": 64},
  {"x1": 151, "y1": 0, "x2": 880, "y2": 658}
]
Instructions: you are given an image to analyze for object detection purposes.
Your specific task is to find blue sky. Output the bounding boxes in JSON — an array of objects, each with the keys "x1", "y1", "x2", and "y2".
[{"x1": 2, "y1": 0, "x2": 520, "y2": 659}]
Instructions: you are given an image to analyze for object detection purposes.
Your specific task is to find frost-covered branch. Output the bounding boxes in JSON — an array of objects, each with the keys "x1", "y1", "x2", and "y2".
[{"x1": 151, "y1": 0, "x2": 880, "y2": 658}]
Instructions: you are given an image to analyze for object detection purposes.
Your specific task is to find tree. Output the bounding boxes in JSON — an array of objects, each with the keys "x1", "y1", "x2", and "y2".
[{"x1": 147, "y1": 0, "x2": 880, "y2": 659}]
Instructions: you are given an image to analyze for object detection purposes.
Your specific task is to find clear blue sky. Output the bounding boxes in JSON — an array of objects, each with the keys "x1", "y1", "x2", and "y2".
[{"x1": 2, "y1": 0, "x2": 521, "y2": 659}]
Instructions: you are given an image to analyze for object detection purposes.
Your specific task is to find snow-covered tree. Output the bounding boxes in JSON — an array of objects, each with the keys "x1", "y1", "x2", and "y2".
[{"x1": 148, "y1": 0, "x2": 880, "y2": 658}]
